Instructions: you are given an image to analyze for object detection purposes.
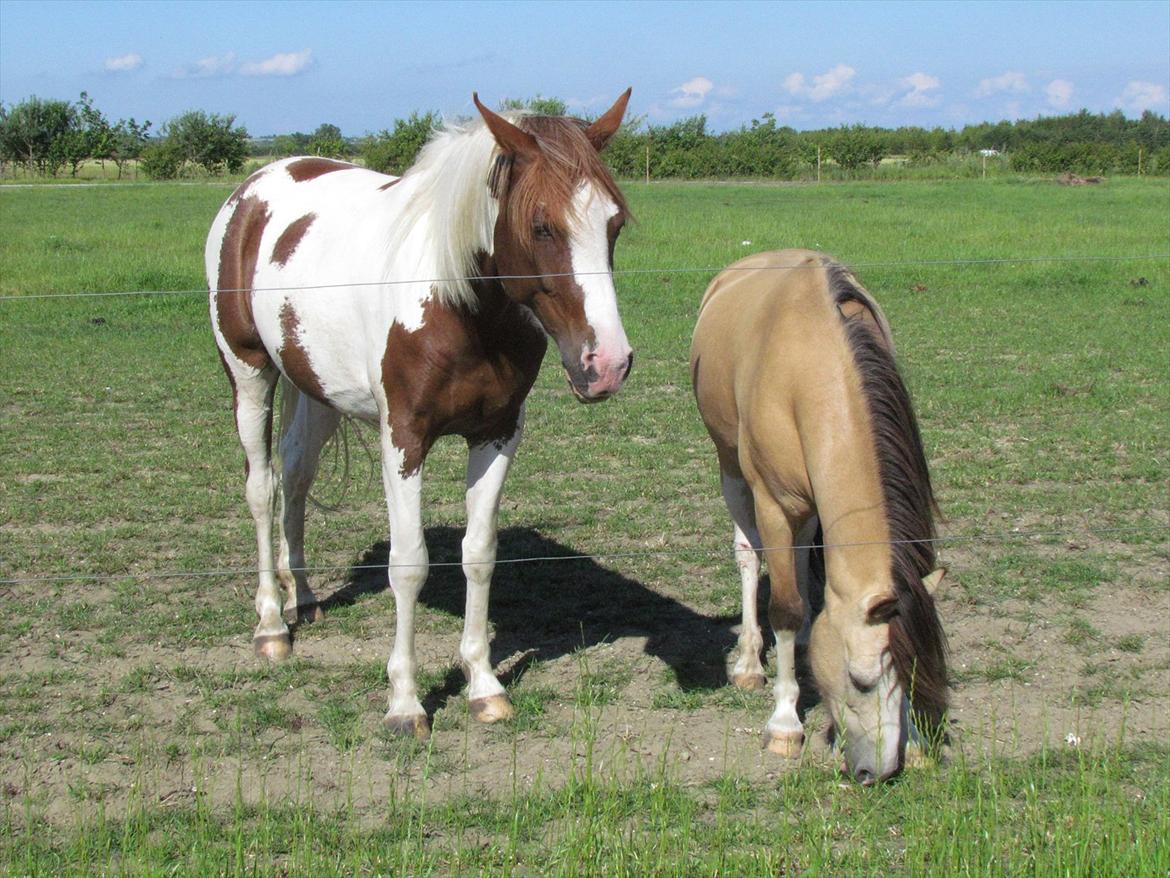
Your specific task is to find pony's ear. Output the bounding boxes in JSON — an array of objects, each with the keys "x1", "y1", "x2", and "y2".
[
  {"x1": 861, "y1": 592, "x2": 899, "y2": 624},
  {"x1": 584, "y1": 87, "x2": 632, "y2": 152},
  {"x1": 921, "y1": 568, "x2": 946, "y2": 595},
  {"x1": 473, "y1": 93, "x2": 539, "y2": 158}
]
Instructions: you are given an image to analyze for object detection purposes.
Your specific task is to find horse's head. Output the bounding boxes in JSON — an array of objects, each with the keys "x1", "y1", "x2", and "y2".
[
  {"x1": 474, "y1": 90, "x2": 634, "y2": 402},
  {"x1": 810, "y1": 568, "x2": 945, "y2": 784}
]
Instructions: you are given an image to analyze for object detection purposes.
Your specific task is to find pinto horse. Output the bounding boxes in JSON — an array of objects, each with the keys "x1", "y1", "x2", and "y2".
[
  {"x1": 691, "y1": 250, "x2": 947, "y2": 783},
  {"x1": 207, "y1": 91, "x2": 633, "y2": 739}
]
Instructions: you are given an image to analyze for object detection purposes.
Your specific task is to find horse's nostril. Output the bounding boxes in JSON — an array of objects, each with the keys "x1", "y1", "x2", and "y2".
[{"x1": 855, "y1": 767, "x2": 876, "y2": 785}]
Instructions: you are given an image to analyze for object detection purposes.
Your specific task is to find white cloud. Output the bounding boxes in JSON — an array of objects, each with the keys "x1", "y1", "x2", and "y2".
[
  {"x1": 898, "y1": 72, "x2": 941, "y2": 108},
  {"x1": 174, "y1": 52, "x2": 237, "y2": 78},
  {"x1": 670, "y1": 76, "x2": 714, "y2": 109},
  {"x1": 240, "y1": 49, "x2": 313, "y2": 77},
  {"x1": 1115, "y1": 80, "x2": 1168, "y2": 115},
  {"x1": 975, "y1": 71, "x2": 1028, "y2": 98},
  {"x1": 1045, "y1": 79, "x2": 1074, "y2": 108},
  {"x1": 104, "y1": 53, "x2": 143, "y2": 73},
  {"x1": 784, "y1": 64, "x2": 855, "y2": 102}
]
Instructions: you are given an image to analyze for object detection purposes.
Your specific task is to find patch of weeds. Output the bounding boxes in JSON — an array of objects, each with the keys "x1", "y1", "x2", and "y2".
[
  {"x1": 507, "y1": 684, "x2": 558, "y2": 732},
  {"x1": 573, "y1": 651, "x2": 632, "y2": 709},
  {"x1": 652, "y1": 687, "x2": 706, "y2": 711},
  {"x1": 1115, "y1": 634, "x2": 1144, "y2": 653},
  {"x1": 118, "y1": 664, "x2": 162, "y2": 693},
  {"x1": 318, "y1": 695, "x2": 364, "y2": 751},
  {"x1": 1062, "y1": 616, "x2": 1100, "y2": 648},
  {"x1": 76, "y1": 740, "x2": 111, "y2": 765}
]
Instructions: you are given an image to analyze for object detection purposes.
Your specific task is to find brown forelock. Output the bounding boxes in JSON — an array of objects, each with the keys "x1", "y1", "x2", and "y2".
[
  {"x1": 271, "y1": 212, "x2": 317, "y2": 268},
  {"x1": 496, "y1": 116, "x2": 629, "y2": 255},
  {"x1": 380, "y1": 283, "x2": 546, "y2": 477},
  {"x1": 826, "y1": 261, "x2": 949, "y2": 730},
  {"x1": 278, "y1": 302, "x2": 328, "y2": 403},
  {"x1": 285, "y1": 157, "x2": 356, "y2": 182},
  {"x1": 215, "y1": 194, "x2": 272, "y2": 372}
]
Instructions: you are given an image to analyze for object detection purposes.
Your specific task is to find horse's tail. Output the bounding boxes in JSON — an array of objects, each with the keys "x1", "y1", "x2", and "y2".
[{"x1": 276, "y1": 377, "x2": 369, "y2": 512}]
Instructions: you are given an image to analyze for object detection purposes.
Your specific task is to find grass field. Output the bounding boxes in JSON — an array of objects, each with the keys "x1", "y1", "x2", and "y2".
[{"x1": 1, "y1": 176, "x2": 1168, "y2": 875}]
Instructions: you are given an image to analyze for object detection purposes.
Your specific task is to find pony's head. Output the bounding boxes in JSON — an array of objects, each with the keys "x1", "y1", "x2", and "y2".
[
  {"x1": 810, "y1": 568, "x2": 946, "y2": 784},
  {"x1": 474, "y1": 91, "x2": 634, "y2": 402}
]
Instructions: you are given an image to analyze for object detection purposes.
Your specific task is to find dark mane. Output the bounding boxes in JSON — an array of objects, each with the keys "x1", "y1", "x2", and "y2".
[
  {"x1": 825, "y1": 260, "x2": 949, "y2": 731},
  {"x1": 489, "y1": 116, "x2": 629, "y2": 254}
]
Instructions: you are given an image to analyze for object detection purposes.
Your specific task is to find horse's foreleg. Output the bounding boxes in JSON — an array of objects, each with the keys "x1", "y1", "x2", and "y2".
[
  {"x1": 231, "y1": 368, "x2": 288, "y2": 660},
  {"x1": 461, "y1": 412, "x2": 525, "y2": 724},
  {"x1": 721, "y1": 471, "x2": 767, "y2": 691},
  {"x1": 380, "y1": 426, "x2": 431, "y2": 740},
  {"x1": 756, "y1": 501, "x2": 805, "y2": 757},
  {"x1": 276, "y1": 388, "x2": 340, "y2": 625}
]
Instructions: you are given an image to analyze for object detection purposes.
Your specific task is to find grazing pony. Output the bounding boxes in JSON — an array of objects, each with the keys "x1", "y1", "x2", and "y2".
[
  {"x1": 207, "y1": 91, "x2": 634, "y2": 739},
  {"x1": 691, "y1": 250, "x2": 947, "y2": 783}
]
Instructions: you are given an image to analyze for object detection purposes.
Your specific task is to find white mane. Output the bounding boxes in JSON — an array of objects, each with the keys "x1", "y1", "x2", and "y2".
[{"x1": 386, "y1": 117, "x2": 511, "y2": 310}]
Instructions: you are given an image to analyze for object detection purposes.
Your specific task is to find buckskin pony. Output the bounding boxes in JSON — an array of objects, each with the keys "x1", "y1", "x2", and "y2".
[
  {"x1": 691, "y1": 250, "x2": 947, "y2": 783},
  {"x1": 207, "y1": 91, "x2": 634, "y2": 739}
]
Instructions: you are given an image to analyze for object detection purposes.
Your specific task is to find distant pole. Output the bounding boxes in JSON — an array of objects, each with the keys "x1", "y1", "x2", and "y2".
[
  {"x1": 1138, "y1": 147, "x2": 1143, "y2": 176},
  {"x1": 982, "y1": 152, "x2": 987, "y2": 179},
  {"x1": 817, "y1": 145, "x2": 822, "y2": 183},
  {"x1": 645, "y1": 143, "x2": 650, "y2": 185}
]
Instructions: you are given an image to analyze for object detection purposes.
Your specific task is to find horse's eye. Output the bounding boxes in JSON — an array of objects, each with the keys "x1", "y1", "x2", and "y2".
[{"x1": 534, "y1": 223, "x2": 553, "y2": 240}]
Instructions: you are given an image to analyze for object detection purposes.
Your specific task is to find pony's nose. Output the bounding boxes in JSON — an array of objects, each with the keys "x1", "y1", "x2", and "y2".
[{"x1": 854, "y1": 767, "x2": 876, "y2": 786}]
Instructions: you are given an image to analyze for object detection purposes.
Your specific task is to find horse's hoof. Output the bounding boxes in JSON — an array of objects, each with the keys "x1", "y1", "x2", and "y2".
[
  {"x1": 284, "y1": 603, "x2": 324, "y2": 625},
  {"x1": 253, "y1": 633, "x2": 292, "y2": 661},
  {"x1": 762, "y1": 728, "x2": 804, "y2": 758},
  {"x1": 732, "y1": 673, "x2": 768, "y2": 691},
  {"x1": 383, "y1": 712, "x2": 430, "y2": 740},
  {"x1": 469, "y1": 695, "x2": 515, "y2": 724}
]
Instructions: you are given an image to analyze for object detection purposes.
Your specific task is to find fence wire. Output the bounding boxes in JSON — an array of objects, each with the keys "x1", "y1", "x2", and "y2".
[
  {"x1": 1, "y1": 254, "x2": 1167, "y2": 303},
  {"x1": 1, "y1": 524, "x2": 1166, "y2": 586}
]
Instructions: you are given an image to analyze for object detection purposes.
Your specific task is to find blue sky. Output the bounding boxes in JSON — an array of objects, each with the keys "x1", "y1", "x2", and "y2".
[{"x1": 1, "y1": 0, "x2": 1167, "y2": 135}]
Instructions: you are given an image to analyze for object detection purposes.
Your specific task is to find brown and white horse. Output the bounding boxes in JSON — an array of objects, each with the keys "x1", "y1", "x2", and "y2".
[
  {"x1": 691, "y1": 250, "x2": 947, "y2": 783},
  {"x1": 207, "y1": 91, "x2": 633, "y2": 739}
]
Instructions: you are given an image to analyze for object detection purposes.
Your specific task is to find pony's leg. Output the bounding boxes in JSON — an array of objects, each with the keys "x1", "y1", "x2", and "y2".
[
  {"x1": 792, "y1": 516, "x2": 821, "y2": 648},
  {"x1": 379, "y1": 424, "x2": 431, "y2": 740},
  {"x1": 276, "y1": 390, "x2": 340, "y2": 625},
  {"x1": 229, "y1": 366, "x2": 289, "y2": 660},
  {"x1": 755, "y1": 500, "x2": 805, "y2": 757},
  {"x1": 721, "y1": 471, "x2": 767, "y2": 691},
  {"x1": 461, "y1": 413, "x2": 525, "y2": 724}
]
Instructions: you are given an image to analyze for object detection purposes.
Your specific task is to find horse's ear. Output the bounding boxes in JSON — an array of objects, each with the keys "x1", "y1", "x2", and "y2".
[
  {"x1": 584, "y1": 87, "x2": 632, "y2": 152},
  {"x1": 473, "y1": 93, "x2": 539, "y2": 158},
  {"x1": 921, "y1": 568, "x2": 946, "y2": 595}
]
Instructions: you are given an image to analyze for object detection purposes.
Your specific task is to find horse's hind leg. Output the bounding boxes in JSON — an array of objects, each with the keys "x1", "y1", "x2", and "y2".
[
  {"x1": 461, "y1": 414, "x2": 525, "y2": 724},
  {"x1": 721, "y1": 471, "x2": 767, "y2": 691},
  {"x1": 276, "y1": 384, "x2": 341, "y2": 625},
  {"x1": 226, "y1": 364, "x2": 289, "y2": 660}
]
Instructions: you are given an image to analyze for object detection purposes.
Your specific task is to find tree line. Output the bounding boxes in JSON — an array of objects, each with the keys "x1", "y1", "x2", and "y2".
[{"x1": 3, "y1": 92, "x2": 1168, "y2": 181}]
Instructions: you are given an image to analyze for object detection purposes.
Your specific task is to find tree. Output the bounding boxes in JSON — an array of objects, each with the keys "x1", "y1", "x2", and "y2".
[
  {"x1": 499, "y1": 95, "x2": 567, "y2": 116},
  {"x1": 308, "y1": 123, "x2": 344, "y2": 158},
  {"x1": 109, "y1": 117, "x2": 151, "y2": 178},
  {"x1": 826, "y1": 125, "x2": 883, "y2": 171},
  {"x1": 159, "y1": 110, "x2": 249, "y2": 175},
  {"x1": 360, "y1": 111, "x2": 439, "y2": 175},
  {"x1": 0, "y1": 96, "x2": 75, "y2": 174}
]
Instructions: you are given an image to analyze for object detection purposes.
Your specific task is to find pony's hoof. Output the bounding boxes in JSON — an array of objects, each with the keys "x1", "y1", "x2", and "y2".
[
  {"x1": 732, "y1": 673, "x2": 768, "y2": 691},
  {"x1": 284, "y1": 603, "x2": 324, "y2": 625},
  {"x1": 383, "y1": 712, "x2": 430, "y2": 740},
  {"x1": 762, "y1": 728, "x2": 804, "y2": 758},
  {"x1": 469, "y1": 695, "x2": 515, "y2": 724},
  {"x1": 253, "y1": 633, "x2": 292, "y2": 661}
]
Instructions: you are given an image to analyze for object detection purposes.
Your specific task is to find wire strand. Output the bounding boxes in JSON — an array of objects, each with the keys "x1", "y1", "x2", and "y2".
[
  {"x1": 1, "y1": 254, "x2": 1166, "y2": 303},
  {"x1": 2, "y1": 524, "x2": 1165, "y2": 586}
]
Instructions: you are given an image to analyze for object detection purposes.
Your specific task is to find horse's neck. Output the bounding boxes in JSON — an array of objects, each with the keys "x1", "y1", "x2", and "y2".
[{"x1": 801, "y1": 385, "x2": 893, "y2": 601}]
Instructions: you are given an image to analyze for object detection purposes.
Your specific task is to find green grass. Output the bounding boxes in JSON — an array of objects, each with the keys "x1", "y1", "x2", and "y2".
[{"x1": 1, "y1": 176, "x2": 1168, "y2": 874}]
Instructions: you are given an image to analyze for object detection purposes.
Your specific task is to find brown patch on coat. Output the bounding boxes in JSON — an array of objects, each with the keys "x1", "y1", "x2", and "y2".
[
  {"x1": 278, "y1": 302, "x2": 329, "y2": 405},
  {"x1": 286, "y1": 157, "x2": 355, "y2": 182},
  {"x1": 377, "y1": 178, "x2": 401, "y2": 192},
  {"x1": 215, "y1": 194, "x2": 272, "y2": 372},
  {"x1": 271, "y1": 212, "x2": 317, "y2": 268},
  {"x1": 381, "y1": 283, "x2": 546, "y2": 476}
]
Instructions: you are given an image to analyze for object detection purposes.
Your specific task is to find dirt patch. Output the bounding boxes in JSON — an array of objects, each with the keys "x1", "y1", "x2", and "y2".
[{"x1": 2, "y1": 528, "x2": 1167, "y2": 825}]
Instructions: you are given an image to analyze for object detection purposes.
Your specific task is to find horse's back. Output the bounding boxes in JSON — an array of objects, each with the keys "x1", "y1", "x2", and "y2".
[{"x1": 690, "y1": 249, "x2": 854, "y2": 490}]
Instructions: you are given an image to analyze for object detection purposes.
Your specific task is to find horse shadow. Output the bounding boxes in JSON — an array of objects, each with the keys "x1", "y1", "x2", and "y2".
[{"x1": 320, "y1": 525, "x2": 821, "y2": 721}]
